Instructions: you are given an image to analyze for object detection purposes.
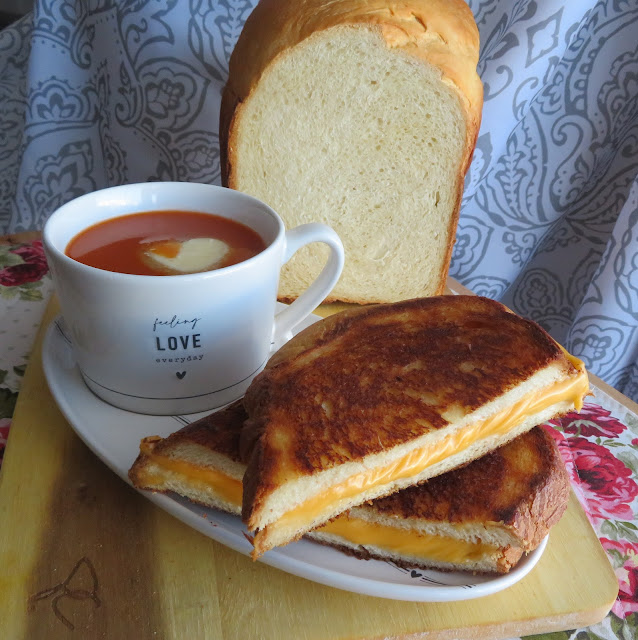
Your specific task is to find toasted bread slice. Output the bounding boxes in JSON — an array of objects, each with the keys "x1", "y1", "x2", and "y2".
[
  {"x1": 240, "y1": 296, "x2": 589, "y2": 557},
  {"x1": 129, "y1": 402, "x2": 570, "y2": 574}
]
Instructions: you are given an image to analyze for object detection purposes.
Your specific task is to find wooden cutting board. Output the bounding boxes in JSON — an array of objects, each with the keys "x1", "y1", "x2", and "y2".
[{"x1": 0, "y1": 297, "x2": 618, "y2": 640}]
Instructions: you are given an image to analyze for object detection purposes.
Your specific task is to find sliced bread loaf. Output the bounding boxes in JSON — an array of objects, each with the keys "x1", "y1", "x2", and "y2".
[{"x1": 220, "y1": 0, "x2": 483, "y2": 303}]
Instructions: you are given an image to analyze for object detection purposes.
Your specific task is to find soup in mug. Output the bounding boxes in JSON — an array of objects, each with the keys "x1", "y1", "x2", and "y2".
[{"x1": 66, "y1": 210, "x2": 267, "y2": 275}]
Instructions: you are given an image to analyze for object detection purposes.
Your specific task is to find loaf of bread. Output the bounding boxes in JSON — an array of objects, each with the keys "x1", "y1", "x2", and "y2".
[{"x1": 220, "y1": 0, "x2": 483, "y2": 304}]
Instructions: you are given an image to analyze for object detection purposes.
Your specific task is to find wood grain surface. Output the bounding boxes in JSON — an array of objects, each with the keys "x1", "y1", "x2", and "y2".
[{"x1": 0, "y1": 296, "x2": 619, "y2": 640}]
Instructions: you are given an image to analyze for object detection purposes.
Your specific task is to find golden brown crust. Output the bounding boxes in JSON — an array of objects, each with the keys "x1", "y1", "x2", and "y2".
[
  {"x1": 220, "y1": 0, "x2": 483, "y2": 187},
  {"x1": 494, "y1": 545, "x2": 528, "y2": 574},
  {"x1": 240, "y1": 421, "x2": 278, "y2": 525},
  {"x1": 154, "y1": 400, "x2": 247, "y2": 463},
  {"x1": 240, "y1": 295, "x2": 579, "y2": 527},
  {"x1": 369, "y1": 425, "x2": 570, "y2": 548}
]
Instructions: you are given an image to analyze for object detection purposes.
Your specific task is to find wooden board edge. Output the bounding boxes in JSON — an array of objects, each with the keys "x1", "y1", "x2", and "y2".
[
  {"x1": 562, "y1": 491, "x2": 619, "y2": 600},
  {"x1": 377, "y1": 604, "x2": 618, "y2": 640}
]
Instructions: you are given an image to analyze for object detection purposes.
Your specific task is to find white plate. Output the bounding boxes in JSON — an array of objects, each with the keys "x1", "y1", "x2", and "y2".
[{"x1": 41, "y1": 306, "x2": 547, "y2": 602}]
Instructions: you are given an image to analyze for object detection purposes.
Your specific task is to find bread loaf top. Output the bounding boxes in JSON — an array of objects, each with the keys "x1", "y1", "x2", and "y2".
[{"x1": 222, "y1": 0, "x2": 482, "y2": 180}]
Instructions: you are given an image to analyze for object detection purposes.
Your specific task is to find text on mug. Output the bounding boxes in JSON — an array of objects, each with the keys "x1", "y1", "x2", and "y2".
[{"x1": 155, "y1": 334, "x2": 201, "y2": 351}]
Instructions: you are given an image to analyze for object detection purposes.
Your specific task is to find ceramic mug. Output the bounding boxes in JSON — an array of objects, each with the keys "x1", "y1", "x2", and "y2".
[{"x1": 43, "y1": 182, "x2": 344, "y2": 415}]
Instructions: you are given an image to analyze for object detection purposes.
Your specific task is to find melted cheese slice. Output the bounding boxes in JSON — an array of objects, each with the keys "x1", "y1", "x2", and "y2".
[
  {"x1": 139, "y1": 441, "x2": 243, "y2": 507},
  {"x1": 315, "y1": 517, "x2": 499, "y2": 564},
  {"x1": 267, "y1": 358, "x2": 588, "y2": 534},
  {"x1": 138, "y1": 446, "x2": 499, "y2": 563}
]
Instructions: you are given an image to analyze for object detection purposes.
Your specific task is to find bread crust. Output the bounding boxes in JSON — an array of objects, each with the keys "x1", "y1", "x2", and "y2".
[
  {"x1": 135, "y1": 400, "x2": 247, "y2": 466},
  {"x1": 219, "y1": 0, "x2": 483, "y2": 304},
  {"x1": 240, "y1": 296, "x2": 585, "y2": 537}
]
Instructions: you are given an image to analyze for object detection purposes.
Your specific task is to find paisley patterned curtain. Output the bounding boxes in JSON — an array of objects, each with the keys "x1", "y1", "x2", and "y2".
[
  {"x1": 1, "y1": 0, "x2": 637, "y2": 402},
  {"x1": 459, "y1": 0, "x2": 638, "y2": 404}
]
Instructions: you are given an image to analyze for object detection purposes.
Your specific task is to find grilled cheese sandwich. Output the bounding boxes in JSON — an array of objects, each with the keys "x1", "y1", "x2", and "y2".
[{"x1": 240, "y1": 296, "x2": 589, "y2": 557}]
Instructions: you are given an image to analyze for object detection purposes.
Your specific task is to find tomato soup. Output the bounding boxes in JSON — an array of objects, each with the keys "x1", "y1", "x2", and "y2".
[{"x1": 66, "y1": 210, "x2": 267, "y2": 275}]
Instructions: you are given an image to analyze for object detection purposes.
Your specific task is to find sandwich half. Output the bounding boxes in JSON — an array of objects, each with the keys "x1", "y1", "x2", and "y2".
[
  {"x1": 129, "y1": 402, "x2": 570, "y2": 574},
  {"x1": 240, "y1": 295, "x2": 589, "y2": 557},
  {"x1": 129, "y1": 400, "x2": 246, "y2": 516}
]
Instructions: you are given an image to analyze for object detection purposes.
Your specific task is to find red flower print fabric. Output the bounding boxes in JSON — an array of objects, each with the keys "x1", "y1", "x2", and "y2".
[
  {"x1": 600, "y1": 537, "x2": 638, "y2": 618},
  {"x1": 0, "y1": 240, "x2": 49, "y2": 286},
  {"x1": 568, "y1": 437, "x2": 638, "y2": 521}
]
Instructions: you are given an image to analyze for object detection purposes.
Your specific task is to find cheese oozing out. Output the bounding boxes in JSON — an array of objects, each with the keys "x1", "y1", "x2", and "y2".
[{"x1": 143, "y1": 237, "x2": 229, "y2": 274}]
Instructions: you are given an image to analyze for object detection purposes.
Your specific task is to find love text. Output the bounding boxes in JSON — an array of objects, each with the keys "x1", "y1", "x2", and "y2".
[{"x1": 155, "y1": 334, "x2": 201, "y2": 351}]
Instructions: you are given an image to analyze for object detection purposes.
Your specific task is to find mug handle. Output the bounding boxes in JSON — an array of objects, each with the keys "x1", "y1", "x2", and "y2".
[{"x1": 272, "y1": 223, "x2": 344, "y2": 348}]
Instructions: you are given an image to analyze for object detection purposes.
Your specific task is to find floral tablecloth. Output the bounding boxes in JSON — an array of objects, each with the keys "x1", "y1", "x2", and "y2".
[{"x1": 1, "y1": 235, "x2": 637, "y2": 640}]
